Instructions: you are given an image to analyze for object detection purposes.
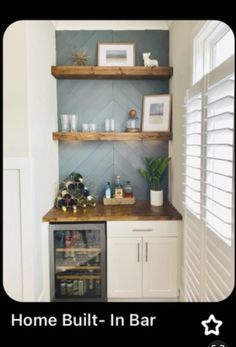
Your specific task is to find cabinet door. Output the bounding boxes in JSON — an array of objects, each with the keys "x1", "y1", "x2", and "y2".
[
  {"x1": 142, "y1": 237, "x2": 178, "y2": 297},
  {"x1": 107, "y1": 237, "x2": 142, "y2": 298}
]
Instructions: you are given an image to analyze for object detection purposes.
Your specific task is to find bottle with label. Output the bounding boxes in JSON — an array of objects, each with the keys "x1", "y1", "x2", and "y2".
[
  {"x1": 115, "y1": 175, "x2": 123, "y2": 198},
  {"x1": 124, "y1": 181, "x2": 133, "y2": 197},
  {"x1": 105, "y1": 182, "x2": 111, "y2": 198}
]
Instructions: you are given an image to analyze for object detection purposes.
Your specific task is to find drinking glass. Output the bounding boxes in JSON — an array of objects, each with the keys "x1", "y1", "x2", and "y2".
[
  {"x1": 60, "y1": 114, "x2": 70, "y2": 132},
  {"x1": 105, "y1": 119, "x2": 110, "y2": 132},
  {"x1": 82, "y1": 123, "x2": 89, "y2": 132},
  {"x1": 70, "y1": 114, "x2": 78, "y2": 132},
  {"x1": 110, "y1": 119, "x2": 115, "y2": 132},
  {"x1": 89, "y1": 123, "x2": 96, "y2": 132}
]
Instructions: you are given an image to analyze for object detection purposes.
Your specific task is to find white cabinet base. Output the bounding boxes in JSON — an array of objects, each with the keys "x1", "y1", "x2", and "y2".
[{"x1": 107, "y1": 221, "x2": 181, "y2": 301}]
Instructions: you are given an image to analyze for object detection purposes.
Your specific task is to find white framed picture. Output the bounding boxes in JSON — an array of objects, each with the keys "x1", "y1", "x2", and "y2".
[
  {"x1": 142, "y1": 94, "x2": 171, "y2": 131},
  {"x1": 97, "y1": 43, "x2": 135, "y2": 67}
]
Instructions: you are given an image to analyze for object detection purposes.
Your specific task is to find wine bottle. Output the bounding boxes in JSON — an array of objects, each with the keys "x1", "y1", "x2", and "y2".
[
  {"x1": 65, "y1": 180, "x2": 76, "y2": 191},
  {"x1": 55, "y1": 197, "x2": 67, "y2": 209}
]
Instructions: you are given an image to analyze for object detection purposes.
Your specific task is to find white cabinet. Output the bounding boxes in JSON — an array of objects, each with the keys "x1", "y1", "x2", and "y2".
[
  {"x1": 107, "y1": 221, "x2": 180, "y2": 300},
  {"x1": 107, "y1": 237, "x2": 142, "y2": 298},
  {"x1": 142, "y1": 237, "x2": 178, "y2": 297}
]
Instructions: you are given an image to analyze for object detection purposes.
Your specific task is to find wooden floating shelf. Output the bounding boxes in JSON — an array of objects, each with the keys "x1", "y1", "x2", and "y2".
[
  {"x1": 51, "y1": 66, "x2": 173, "y2": 79},
  {"x1": 53, "y1": 132, "x2": 172, "y2": 141}
]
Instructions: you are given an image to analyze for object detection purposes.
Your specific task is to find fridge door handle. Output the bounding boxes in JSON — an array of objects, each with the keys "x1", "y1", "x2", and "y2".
[
  {"x1": 137, "y1": 243, "x2": 140, "y2": 262},
  {"x1": 145, "y1": 242, "x2": 148, "y2": 262}
]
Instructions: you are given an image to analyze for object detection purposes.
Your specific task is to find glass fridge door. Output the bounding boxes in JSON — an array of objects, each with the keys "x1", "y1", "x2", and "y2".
[{"x1": 50, "y1": 223, "x2": 106, "y2": 301}]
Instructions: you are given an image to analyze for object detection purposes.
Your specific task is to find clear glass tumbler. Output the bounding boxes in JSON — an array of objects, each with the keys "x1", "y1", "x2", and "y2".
[
  {"x1": 89, "y1": 123, "x2": 96, "y2": 132},
  {"x1": 70, "y1": 114, "x2": 78, "y2": 132},
  {"x1": 60, "y1": 114, "x2": 70, "y2": 132},
  {"x1": 82, "y1": 123, "x2": 89, "y2": 132}
]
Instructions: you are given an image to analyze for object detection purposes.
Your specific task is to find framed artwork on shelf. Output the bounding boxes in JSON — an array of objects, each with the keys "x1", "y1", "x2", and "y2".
[
  {"x1": 142, "y1": 94, "x2": 171, "y2": 131},
  {"x1": 97, "y1": 43, "x2": 135, "y2": 67}
]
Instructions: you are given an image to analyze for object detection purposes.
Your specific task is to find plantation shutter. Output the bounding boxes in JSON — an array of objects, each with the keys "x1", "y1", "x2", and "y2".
[
  {"x1": 184, "y1": 56, "x2": 234, "y2": 301},
  {"x1": 184, "y1": 78, "x2": 204, "y2": 301},
  {"x1": 204, "y1": 56, "x2": 234, "y2": 301}
]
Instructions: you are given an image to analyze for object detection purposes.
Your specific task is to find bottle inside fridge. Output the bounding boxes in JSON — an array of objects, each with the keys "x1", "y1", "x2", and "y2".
[{"x1": 50, "y1": 222, "x2": 106, "y2": 301}]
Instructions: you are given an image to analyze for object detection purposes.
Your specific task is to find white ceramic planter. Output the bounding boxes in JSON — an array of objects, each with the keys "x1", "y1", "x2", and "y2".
[{"x1": 150, "y1": 190, "x2": 163, "y2": 206}]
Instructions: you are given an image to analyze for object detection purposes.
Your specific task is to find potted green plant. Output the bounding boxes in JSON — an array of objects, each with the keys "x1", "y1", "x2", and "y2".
[{"x1": 139, "y1": 157, "x2": 171, "y2": 206}]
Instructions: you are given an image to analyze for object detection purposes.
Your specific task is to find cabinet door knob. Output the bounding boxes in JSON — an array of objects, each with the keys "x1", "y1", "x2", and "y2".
[
  {"x1": 145, "y1": 242, "x2": 148, "y2": 262},
  {"x1": 133, "y1": 229, "x2": 152, "y2": 232}
]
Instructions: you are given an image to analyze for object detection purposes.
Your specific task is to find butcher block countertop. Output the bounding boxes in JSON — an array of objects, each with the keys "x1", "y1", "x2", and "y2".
[{"x1": 42, "y1": 201, "x2": 182, "y2": 222}]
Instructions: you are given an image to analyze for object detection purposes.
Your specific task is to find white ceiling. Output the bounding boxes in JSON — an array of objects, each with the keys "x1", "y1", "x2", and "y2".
[{"x1": 52, "y1": 20, "x2": 172, "y2": 31}]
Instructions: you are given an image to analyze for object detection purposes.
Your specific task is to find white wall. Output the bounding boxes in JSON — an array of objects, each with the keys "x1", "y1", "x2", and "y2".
[
  {"x1": 3, "y1": 21, "x2": 58, "y2": 301},
  {"x1": 52, "y1": 20, "x2": 170, "y2": 31},
  {"x1": 168, "y1": 21, "x2": 201, "y2": 298},
  {"x1": 3, "y1": 21, "x2": 29, "y2": 157},
  {"x1": 169, "y1": 21, "x2": 199, "y2": 215},
  {"x1": 25, "y1": 21, "x2": 58, "y2": 301}
]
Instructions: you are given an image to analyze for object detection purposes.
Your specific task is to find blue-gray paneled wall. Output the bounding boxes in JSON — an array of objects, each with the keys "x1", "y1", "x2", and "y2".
[{"x1": 56, "y1": 30, "x2": 170, "y2": 201}]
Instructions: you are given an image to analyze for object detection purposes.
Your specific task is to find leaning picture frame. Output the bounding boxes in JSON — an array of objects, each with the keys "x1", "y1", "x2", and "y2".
[
  {"x1": 142, "y1": 94, "x2": 171, "y2": 132},
  {"x1": 97, "y1": 43, "x2": 135, "y2": 67}
]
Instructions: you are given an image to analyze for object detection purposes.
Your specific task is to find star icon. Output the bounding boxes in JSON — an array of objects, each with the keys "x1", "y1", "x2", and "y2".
[{"x1": 201, "y1": 314, "x2": 223, "y2": 336}]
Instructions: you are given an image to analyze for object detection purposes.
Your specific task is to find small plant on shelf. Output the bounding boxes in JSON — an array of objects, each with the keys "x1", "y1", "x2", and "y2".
[{"x1": 139, "y1": 157, "x2": 171, "y2": 206}]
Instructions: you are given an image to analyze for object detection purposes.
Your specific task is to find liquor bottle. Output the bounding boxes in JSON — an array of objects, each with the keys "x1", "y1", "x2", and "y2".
[
  {"x1": 124, "y1": 181, "x2": 133, "y2": 197},
  {"x1": 105, "y1": 182, "x2": 111, "y2": 198},
  {"x1": 115, "y1": 175, "x2": 123, "y2": 198}
]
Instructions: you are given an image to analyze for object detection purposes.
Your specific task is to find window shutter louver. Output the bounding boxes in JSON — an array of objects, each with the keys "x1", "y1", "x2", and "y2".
[{"x1": 184, "y1": 56, "x2": 234, "y2": 301}]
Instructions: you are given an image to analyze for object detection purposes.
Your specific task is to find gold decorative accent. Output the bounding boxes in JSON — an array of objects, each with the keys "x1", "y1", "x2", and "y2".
[{"x1": 72, "y1": 49, "x2": 90, "y2": 66}]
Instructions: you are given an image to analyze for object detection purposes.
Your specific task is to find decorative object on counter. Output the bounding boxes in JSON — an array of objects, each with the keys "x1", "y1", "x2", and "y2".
[
  {"x1": 142, "y1": 52, "x2": 159, "y2": 67},
  {"x1": 139, "y1": 157, "x2": 171, "y2": 206},
  {"x1": 142, "y1": 94, "x2": 171, "y2": 132},
  {"x1": 55, "y1": 172, "x2": 96, "y2": 210},
  {"x1": 71, "y1": 49, "x2": 90, "y2": 65},
  {"x1": 103, "y1": 177, "x2": 135, "y2": 205},
  {"x1": 97, "y1": 43, "x2": 135, "y2": 67},
  {"x1": 126, "y1": 108, "x2": 140, "y2": 132}
]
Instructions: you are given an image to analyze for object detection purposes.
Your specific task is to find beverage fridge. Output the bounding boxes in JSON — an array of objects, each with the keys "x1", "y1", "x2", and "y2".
[{"x1": 49, "y1": 222, "x2": 106, "y2": 301}]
